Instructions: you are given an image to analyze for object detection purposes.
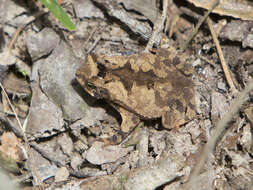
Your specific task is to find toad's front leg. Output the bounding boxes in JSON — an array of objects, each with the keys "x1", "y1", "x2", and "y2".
[{"x1": 116, "y1": 106, "x2": 140, "y2": 133}]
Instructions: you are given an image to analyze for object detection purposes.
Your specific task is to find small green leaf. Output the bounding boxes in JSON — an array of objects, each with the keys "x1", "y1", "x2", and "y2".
[
  {"x1": 40, "y1": 0, "x2": 75, "y2": 31},
  {"x1": 20, "y1": 70, "x2": 28, "y2": 78}
]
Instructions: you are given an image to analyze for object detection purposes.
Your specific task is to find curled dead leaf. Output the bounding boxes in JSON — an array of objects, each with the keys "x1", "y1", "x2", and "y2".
[{"x1": 187, "y1": 0, "x2": 253, "y2": 20}]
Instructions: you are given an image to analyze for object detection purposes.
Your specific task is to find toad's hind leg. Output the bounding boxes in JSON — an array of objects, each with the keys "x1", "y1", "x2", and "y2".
[
  {"x1": 162, "y1": 108, "x2": 187, "y2": 129},
  {"x1": 162, "y1": 105, "x2": 195, "y2": 129}
]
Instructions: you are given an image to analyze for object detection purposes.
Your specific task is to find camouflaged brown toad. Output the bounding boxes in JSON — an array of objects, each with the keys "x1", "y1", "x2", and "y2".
[{"x1": 76, "y1": 46, "x2": 196, "y2": 132}]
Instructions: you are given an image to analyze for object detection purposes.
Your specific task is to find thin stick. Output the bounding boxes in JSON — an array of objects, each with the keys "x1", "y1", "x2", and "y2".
[
  {"x1": 181, "y1": 0, "x2": 219, "y2": 51},
  {"x1": 207, "y1": 17, "x2": 237, "y2": 94},
  {"x1": 30, "y1": 142, "x2": 90, "y2": 178},
  {"x1": 0, "y1": 83, "x2": 44, "y2": 189},
  {"x1": 168, "y1": 14, "x2": 180, "y2": 38},
  {"x1": 6, "y1": 26, "x2": 23, "y2": 60},
  {"x1": 86, "y1": 36, "x2": 101, "y2": 55},
  {"x1": 198, "y1": 54, "x2": 216, "y2": 66},
  {"x1": 183, "y1": 80, "x2": 253, "y2": 190},
  {"x1": 1, "y1": 13, "x2": 46, "y2": 189},
  {"x1": 145, "y1": 0, "x2": 169, "y2": 51},
  {"x1": 5, "y1": 12, "x2": 46, "y2": 64},
  {"x1": 0, "y1": 83, "x2": 28, "y2": 146}
]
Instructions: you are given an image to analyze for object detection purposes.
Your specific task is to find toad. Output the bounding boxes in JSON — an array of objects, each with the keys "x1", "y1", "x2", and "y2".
[{"x1": 76, "y1": 47, "x2": 196, "y2": 132}]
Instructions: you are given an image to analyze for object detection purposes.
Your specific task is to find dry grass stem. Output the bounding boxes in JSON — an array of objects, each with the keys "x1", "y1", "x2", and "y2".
[
  {"x1": 0, "y1": 83, "x2": 44, "y2": 189},
  {"x1": 6, "y1": 26, "x2": 23, "y2": 62},
  {"x1": 86, "y1": 36, "x2": 101, "y2": 55},
  {"x1": 0, "y1": 83, "x2": 26, "y2": 142},
  {"x1": 168, "y1": 14, "x2": 180, "y2": 38},
  {"x1": 145, "y1": 0, "x2": 169, "y2": 51},
  {"x1": 2, "y1": 16, "x2": 46, "y2": 188},
  {"x1": 198, "y1": 54, "x2": 216, "y2": 66},
  {"x1": 207, "y1": 17, "x2": 237, "y2": 94},
  {"x1": 5, "y1": 12, "x2": 46, "y2": 64},
  {"x1": 181, "y1": 0, "x2": 219, "y2": 51},
  {"x1": 183, "y1": 80, "x2": 253, "y2": 190}
]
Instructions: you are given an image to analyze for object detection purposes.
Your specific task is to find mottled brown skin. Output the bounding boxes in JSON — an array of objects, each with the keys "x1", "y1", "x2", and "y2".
[{"x1": 76, "y1": 47, "x2": 196, "y2": 132}]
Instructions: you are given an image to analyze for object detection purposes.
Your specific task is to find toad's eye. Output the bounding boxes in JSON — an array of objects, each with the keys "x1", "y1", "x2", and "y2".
[{"x1": 86, "y1": 81, "x2": 96, "y2": 89}]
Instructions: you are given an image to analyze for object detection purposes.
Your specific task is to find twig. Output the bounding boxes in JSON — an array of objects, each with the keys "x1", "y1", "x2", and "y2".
[
  {"x1": 6, "y1": 26, "x2": 23, "y2": 62},
  {"x1": 86, "y1": 36, "x2": 101, "y2": 55},
  {"x1": 30, "y1": 142, "x2": 90, "y2": 178},
  {"x1": 145, "y1": 0, "x2": 169, "y2": 51},
  {"x1": 183, "y1": 80, "x2": 253, "y2": 190},
  {"x1": 168, "y1": 14, "x2": 180, "y2": 38},
  {"x1": 0, "y1": 83, "x2": 28, "y2": 145},
  {"x1": 179, "y1": 7, "x2": 200, "y2": 20},
  {"x1": 30, "y1": 143, "x2": 63, "y2": 167},
  {"x1": 5, "y1": 12, "x2": 46, "y2": 64},
  {"x1": 0, "y1": 83, "x2": 44, "y2": 189},
  {"x1": 0, "y1": 113, "x2": 24, "y2": 138},
  {"x1": 198, "y1": 54, "x2": 216, "y2": 66},
  {"x1": 1, "y1": 12, "x2": 47, "y2": 189},
  {"x1": 206, "y1": 17, "x2": 237, "y2": 94},
  {"x1": 181, "y1": 0, "x2": 219, "y2": 51}
]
